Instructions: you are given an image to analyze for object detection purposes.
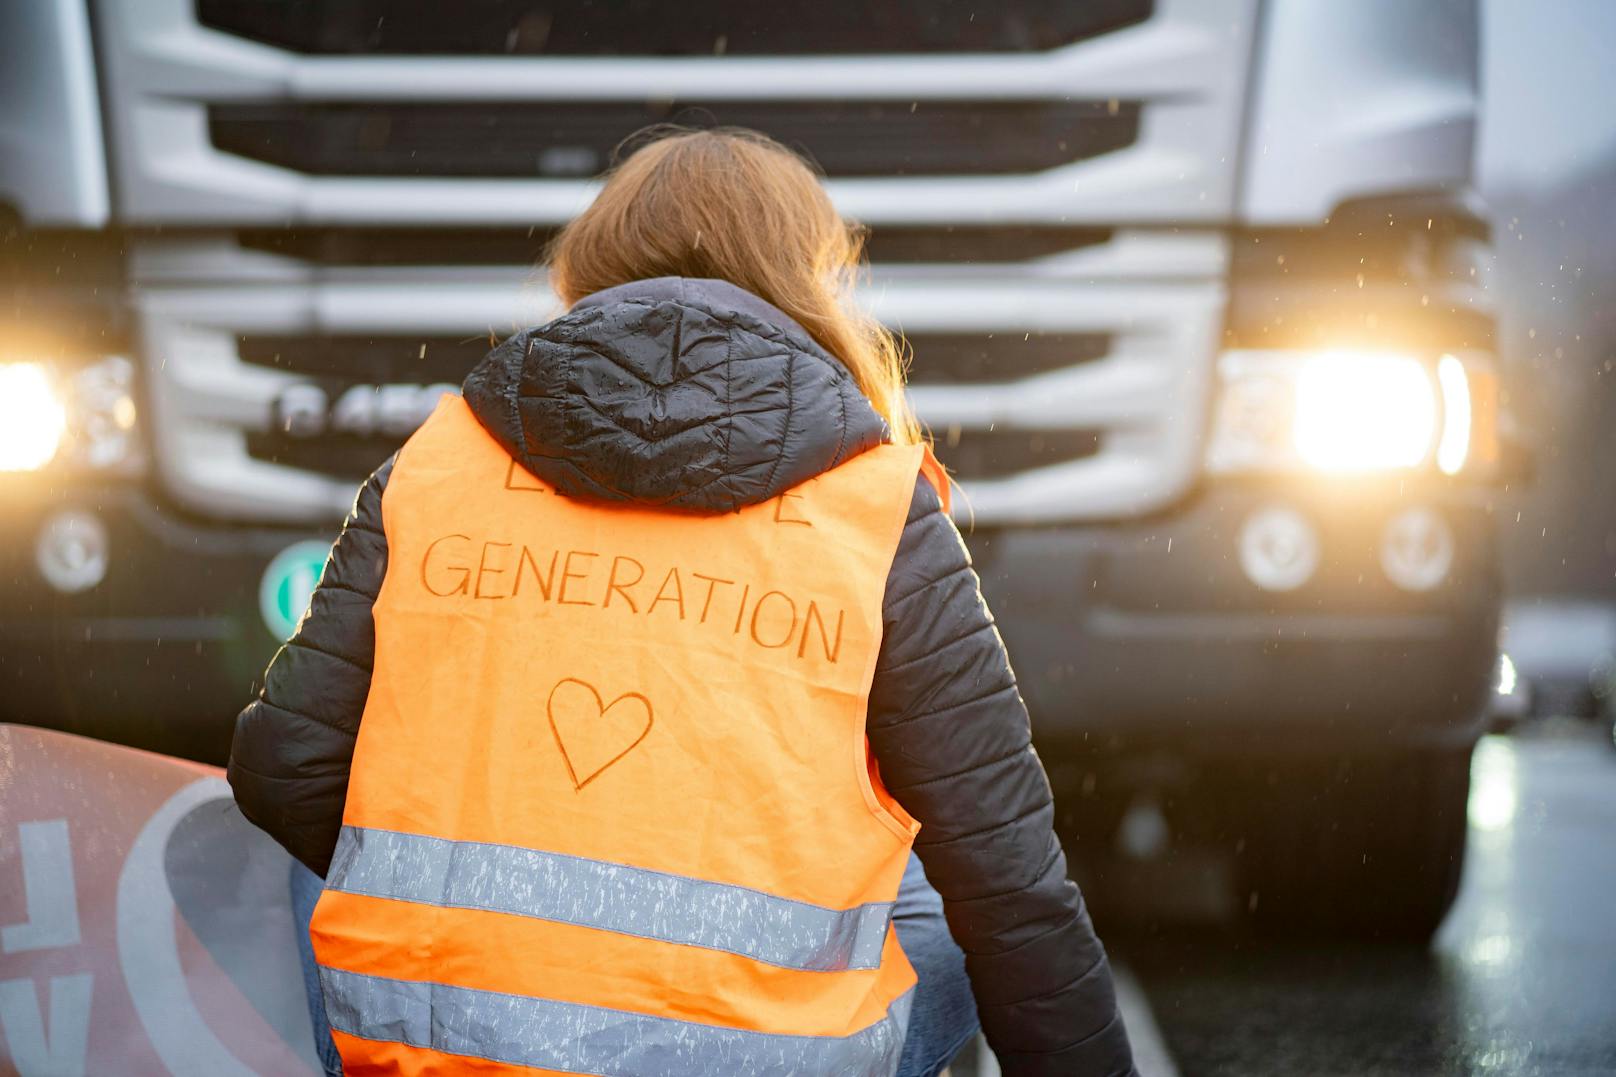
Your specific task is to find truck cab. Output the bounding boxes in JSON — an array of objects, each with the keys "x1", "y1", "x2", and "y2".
[{"x1": 1, "y1": 0, "x2": 1501, "y2": 936}]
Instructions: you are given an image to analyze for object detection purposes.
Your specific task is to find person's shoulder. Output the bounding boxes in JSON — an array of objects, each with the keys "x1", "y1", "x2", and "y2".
[
  {"x1": 905, "y1": 469, "x2": 947, "y2": 522},
  {"x1": 885, "y1": 472, "x2": 971, "y2": 607}
]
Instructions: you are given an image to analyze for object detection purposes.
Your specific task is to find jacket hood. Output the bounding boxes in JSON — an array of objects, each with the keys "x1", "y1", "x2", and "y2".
[{"x1": 462, "y1": 277, "x2": 889, "y2": 514}]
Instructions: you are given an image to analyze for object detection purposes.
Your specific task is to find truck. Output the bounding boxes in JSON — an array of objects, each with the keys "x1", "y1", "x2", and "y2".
[{"x1": 1, "y1": 0, "x2": 1501, "y2": 937}]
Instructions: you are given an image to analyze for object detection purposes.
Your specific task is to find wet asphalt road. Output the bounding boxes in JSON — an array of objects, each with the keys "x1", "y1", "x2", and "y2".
[{"x1": 1104, "y1": 725, "x2": 1616, "y2": 1076}]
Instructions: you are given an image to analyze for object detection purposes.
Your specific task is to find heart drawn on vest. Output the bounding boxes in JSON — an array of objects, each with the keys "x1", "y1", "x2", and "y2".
[{"x1": 546, "y1": 677, "x2": 654, "y2": 790}]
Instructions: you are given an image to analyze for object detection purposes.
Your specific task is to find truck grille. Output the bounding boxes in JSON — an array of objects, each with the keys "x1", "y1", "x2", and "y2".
[
  {"x1": 103, "y1": 0, "x2": 1248, "y2": 525},
  {"x1": 902, "y1": 333, "x2": 1112, "y2": 384},
  {"x1": 132, "y1": 243, "x2": 1225, "y2": 524},
  {"x1": 243, "y1": 422, "x2": 1103, "y2": 486},
  {"x1": 236, "y1": 330, "x2": 1112, "y2": 386},
  {"x1": 209, "y1": 100, "x2": 1139, "y2": 179},
  {"x1": 99, "y1": 0, "x2": 1250, "y2": 228},
  {"x1": 196, "y1": 0, "x2": 1155, "y2": 56},
  {"x1": 233, "y1": 226, "x2": 1115, "y2": 267},
  {"x1": 244, "y1": 430, "x2": 403, "y2": 482},
  {"x1": 233, "y1": 329, "x2": 1111, "y2": 482},
  {"x1": 937, "y1": 428, "x2": 1103, "y2": 482},
  {"x1": 238, "y1": 334, "x2": 496, "y2": 381}
]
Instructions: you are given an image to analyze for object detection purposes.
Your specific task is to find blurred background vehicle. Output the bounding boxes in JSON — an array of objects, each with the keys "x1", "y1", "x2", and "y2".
[
  {"x1": 1485, "y1": 649, "x2": 1532, "y2": 731},
  {"x1": 1500, "y1": 600, "x2": 1616, "y2": 727},
  {"x1": 1, "y1": 0, "x2": 1510, "y2": 939}
]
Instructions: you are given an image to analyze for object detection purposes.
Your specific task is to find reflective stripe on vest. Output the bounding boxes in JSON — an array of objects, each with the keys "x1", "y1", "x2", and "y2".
[
  {"x1": 326, "y1": 824, "x2": 894, "y2": 972},
  {"x1": 321, "y1": 967, "x2": 913, "y2": 1076},
  {"x1": 312, "y1": 395, "x2": 926, "y2": 1076}
]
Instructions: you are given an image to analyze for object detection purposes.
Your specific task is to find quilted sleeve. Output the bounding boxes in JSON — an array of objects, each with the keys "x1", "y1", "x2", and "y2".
[
  {"x1": 867, "y1": 475, "x2": 1136, "y2": 1076},
  {"x1": 228, "y1": 456, "x2": 393, "y2": 876}
]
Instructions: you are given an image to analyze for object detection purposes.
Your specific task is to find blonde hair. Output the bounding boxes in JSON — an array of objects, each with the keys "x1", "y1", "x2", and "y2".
[{"x1": 546, "y1": 126, "x2": 919, "y2": 445}]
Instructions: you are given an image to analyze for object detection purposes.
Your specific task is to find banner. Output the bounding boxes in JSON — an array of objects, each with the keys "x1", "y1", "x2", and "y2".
[{"x1": 0, "y1": 724, "x2": 320, "y2": 1076}]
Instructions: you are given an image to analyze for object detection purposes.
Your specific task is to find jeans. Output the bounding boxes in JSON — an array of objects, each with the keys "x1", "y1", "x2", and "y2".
[
  {"x1": 292, "y1": 853, "x2": 977, "y2": 1077},
  {"x1": 289, "y1": 861, "x2": 344, "y2": 1077},
  {"x1": 892, "y1": 853, "x2": 981, "y2": 1077}
]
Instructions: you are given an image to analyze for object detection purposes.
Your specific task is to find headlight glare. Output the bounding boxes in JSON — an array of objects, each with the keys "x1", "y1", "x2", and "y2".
[
  {"x1": 0, "y1": 363, "x2": 68, "y2": 472},
  {"x1": 1436, "y1": 354, "x2": 1471, "y2": 476},
  {"x1": 0, "y1": 355, "x2": 141, "y2": 475},
  {"x1": 1206, "y1": 348, "x2": 1487, "y2": 476},
  {"x1": 1292, "y1": 351, "x2": 1436, "y2": 472}
]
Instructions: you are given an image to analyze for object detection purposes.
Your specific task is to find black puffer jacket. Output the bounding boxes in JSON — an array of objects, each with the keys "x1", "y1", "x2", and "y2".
[{"x1": 230, "y1": 277, "x2": 1134, "y2": 1076}]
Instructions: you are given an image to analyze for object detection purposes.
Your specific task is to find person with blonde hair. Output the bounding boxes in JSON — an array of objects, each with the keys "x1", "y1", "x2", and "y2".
[{"x1": 233, "y1": 126, "x2": 1135, "y2": 1077}]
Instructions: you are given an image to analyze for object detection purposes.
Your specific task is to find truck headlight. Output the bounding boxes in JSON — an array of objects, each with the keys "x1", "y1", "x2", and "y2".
[
  {"x1": 0, "y1": 363, "x2": 68, "y2": 471},
  {"x1": 0, "y1": 356, "x2": 141, "y2": 474},
  {"x1": 1434, "y1": 354, "x2": 1471, "y2": 476},
  {"x1": 69, "y1": 356, "x2": 141, "y2": 471},
  {"x1": 1206, "y1": 348, "x2": 1490, "y2": 476},
  {"x1": 1293, "y1": 351, "x2": 1435, "y2": 471}
]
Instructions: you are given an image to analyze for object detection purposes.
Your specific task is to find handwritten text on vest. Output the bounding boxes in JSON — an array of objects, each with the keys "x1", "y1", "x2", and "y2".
[{"x1": 417, "y1": 534, "x2": 847, "y2": 663}]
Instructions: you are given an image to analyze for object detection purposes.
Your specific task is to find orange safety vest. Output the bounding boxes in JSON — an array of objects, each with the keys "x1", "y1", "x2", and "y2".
[{"x1": 310, "y1": 394, "x2": 937, "y2": 1076}]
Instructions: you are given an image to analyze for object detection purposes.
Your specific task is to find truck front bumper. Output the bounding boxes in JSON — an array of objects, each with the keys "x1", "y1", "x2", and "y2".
[
  {"x1": 2, "y1": 481, "x2": 1501, "y2": 764},
  {"x1": 970, "y1": 483, "x2": 1500, "y2": 757},
  {"x1": 0, "y1": 483, "x2": 326, "y2": 763}
]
